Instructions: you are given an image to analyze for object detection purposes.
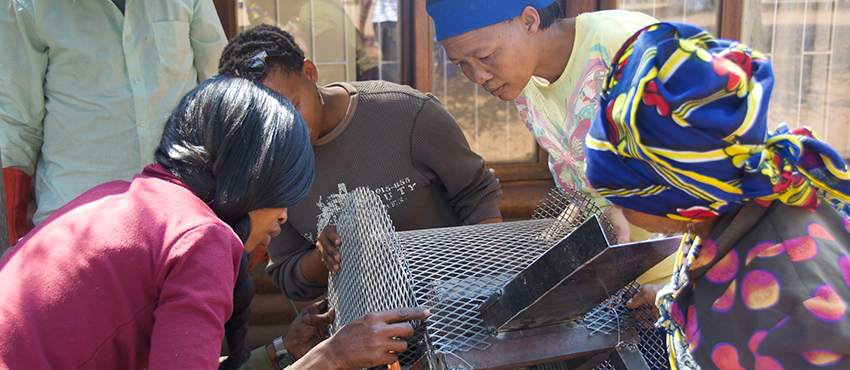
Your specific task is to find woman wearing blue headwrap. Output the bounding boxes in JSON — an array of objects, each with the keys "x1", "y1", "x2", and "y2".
[{"x1": 586, "y1": 23, "x2": 850, "y2": 369}]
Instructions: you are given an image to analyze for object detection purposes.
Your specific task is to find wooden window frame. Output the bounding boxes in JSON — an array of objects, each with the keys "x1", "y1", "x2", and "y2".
[
  {"x1": 398, "y1": 0, "x2": 747, "y2": 218},
  {"x1": 717, "y1": 0, "x2": 744, "y2": 39},
  {"x1": 402, "y1": 0, "x2": 593, "y2": 183},
  {"x1": 213, "y1": 0, "x2": 237, "y2": 40},
  {"x1": 213, "y1": 0, "x2": 748, "y2": 219},
  {"x1": 598, "y1": 0, "x2": 744, "y2": 39},
  {"x1": 402, "y1": 0, "x2": 581, "y2": 219}
]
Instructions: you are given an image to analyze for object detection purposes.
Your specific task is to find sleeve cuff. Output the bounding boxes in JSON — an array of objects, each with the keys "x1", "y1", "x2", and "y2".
[
  {"x1": 294, "y1": 255, "x2": 329, "y2": 288},
  {"x1": 463, "y1": 198, "x2": 502, "y2": 225}
]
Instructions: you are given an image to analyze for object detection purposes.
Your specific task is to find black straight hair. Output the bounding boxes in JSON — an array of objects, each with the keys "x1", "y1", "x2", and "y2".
[
  {"x1": 155, "y1": 76, "x2": 313, "y2": 369},
  {"x1": 155, "y1": 75, "x2": 314, "y2": 242}
]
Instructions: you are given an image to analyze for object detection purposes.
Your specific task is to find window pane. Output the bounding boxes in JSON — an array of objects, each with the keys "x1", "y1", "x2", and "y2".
[
  {"x1": 431, "y1": 42, "x2": 538, "y2": 164},
  {"x1": 236, "y1": 0, "x2": 400, "y2": 84},
  {"x1": 743, "y1": 0, "x2": 850, "y2": 158},
  {"x1": 618, "y1": 0, "x2": 719, "y2": 35}
]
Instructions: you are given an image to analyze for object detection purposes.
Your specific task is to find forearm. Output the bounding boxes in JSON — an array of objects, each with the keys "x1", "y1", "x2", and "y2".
[
  {"x1": 300, "y1": 249, "x2": 330, "y2": 285},
  {"x1": 289, "y1": 341, "x2": 339, "y2": 370},
  {"x1": 266, "y1": 227, "x2": 328, "y2": 300}
]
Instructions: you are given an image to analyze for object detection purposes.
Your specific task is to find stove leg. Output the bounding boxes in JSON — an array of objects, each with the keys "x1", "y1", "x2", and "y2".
[{"x1": 607, "y1": 342, "x2": 650, "y2": 370}]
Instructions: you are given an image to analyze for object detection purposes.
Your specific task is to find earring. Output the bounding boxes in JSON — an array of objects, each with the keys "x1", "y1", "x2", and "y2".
[{"x1": 316, "y1": 84, "x2": 325, "y2": 106}]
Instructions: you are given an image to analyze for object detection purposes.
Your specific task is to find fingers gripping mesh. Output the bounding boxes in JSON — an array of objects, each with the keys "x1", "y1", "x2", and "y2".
[
  {"x1": 326, "y1": 186, "x2": 671, "y2": 369},
  {"x1": 327, "y1": 187, "x2": 417, "y2": 333}
]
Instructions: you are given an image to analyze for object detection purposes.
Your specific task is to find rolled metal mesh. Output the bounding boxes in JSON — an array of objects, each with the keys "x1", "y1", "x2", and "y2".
[{"x1": 326, "y1": 188, "x2": 422, "y2": 367}]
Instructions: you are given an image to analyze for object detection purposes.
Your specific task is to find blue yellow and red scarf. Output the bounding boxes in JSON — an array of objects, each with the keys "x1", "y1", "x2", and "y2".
[
  {"x1": 585, "y1": 22, "x2": 850, "y2": 222},
  {"x1": 585, "y1": 22, "x2": 850, "y2": 369}
]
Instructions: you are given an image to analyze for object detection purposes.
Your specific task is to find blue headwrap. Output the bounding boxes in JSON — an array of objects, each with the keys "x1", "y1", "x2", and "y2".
[
  {"x1": 426, "y1": 0, "x2": 555, "y2": 40},
  {"x1": 585, "y1": 22, "x2": 850, "y2": 221}
]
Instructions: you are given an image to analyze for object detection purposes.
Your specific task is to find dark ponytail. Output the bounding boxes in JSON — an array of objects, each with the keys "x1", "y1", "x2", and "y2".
[{"x1": 218, "y1": 251, "x2": 254, "y2": 370}]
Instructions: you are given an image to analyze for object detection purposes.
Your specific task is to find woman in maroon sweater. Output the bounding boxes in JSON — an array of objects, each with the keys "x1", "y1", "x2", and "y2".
[{"x1": 0, "y1": 76, "x2": 426, "y2": 370}]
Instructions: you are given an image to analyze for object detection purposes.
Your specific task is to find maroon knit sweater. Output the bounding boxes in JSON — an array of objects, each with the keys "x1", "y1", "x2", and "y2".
[{"x1": 0, "y1": 164, "x2": 243, "y2": 369}]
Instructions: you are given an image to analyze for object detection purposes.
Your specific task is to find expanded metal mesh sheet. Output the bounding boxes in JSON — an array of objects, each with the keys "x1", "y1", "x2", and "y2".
[
  {"x1": 634, "y1": 324, "x2": 670, "y2": 370},
  {"x1": 327, "y1": 185, "x2": 670, "y2": 369},
  {"x1": 582, "y1": 282, "x2": 670, "y2": 370},
  {"x1": 530, "y1": 282, "x2": 671, "y2": 370},
  {"x1": 327, "y1": 187, "x2": 415, "y2": 328},
  {"x1": 401, "y1": 218, "x2": 572, "y2": 354},
  {"x1": 629, "y1": 295, "x2": 671, "y2": 370},
  {"x1": 397, "y1": 186, "x2": 611, "y2": 355},
  {"x1": 582, "y1": 282, "x2": 642, "y2": 336},
  {"x1": 532, "y1": 187, "x2": 617, "y2": 244},
  {"x1": 326, "y1": 188, "x2": 422, "y2": 367}
]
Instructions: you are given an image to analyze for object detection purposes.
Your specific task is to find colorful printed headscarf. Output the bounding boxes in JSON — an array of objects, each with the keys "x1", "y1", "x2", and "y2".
[{"x1": 585, "y1": 22, "x2": 850, "y2": 221}]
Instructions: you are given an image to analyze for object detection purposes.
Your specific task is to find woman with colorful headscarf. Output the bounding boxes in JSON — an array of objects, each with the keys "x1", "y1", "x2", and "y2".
[{"x1": 586, "y1": 23, "x2": 850, "y2": 369}]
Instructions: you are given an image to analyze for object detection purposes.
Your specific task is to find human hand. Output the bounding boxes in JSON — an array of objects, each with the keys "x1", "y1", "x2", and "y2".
[
  {"x1": 603, "y1": 206, "x2": 631, "y2": 244},
  {"x1": 626, "y1": 283, "x2": 665, "y2": 321},
  {"x1": 283, "y1": 300, "x2": 335, "y2": 359},
  {"x1": 316, "y1": 225, "x2": 342, "y2": 275},
  {"x1": 298, "y1": 307, "x2": 430, "y2": 370}
]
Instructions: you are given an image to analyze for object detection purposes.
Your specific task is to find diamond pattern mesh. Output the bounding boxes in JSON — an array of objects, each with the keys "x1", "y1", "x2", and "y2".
[
  {"x1": 582, "y1": 282, "x2": 642, "y2": 336},
  {"x1": 327, "y1": 187, "x2": 416, "y2": 329},
  {"x1": 531, "y1": 187, "x2": 617, "y2": 244},
  {"x1": 529, "y1": 282, "x2": 671, "y2": 370},
  {"x1": 326, "y1": 188, "x2": 423, "y2": 368},
  {"x1": 399, "y1": 186, "x2": 611, "y2": 355},
  {"x1": 581, "y1": 282, "x2": 670, "y2": 370},
  {"x1": 401, "y1": 218, "x2": 573, "y2": 354},
  {"x1": 634, "y1": 324, "x2": 670, "y2": 370},
  {"x1": 327, "y1": 186, "x2": 670, "y2": 369}
]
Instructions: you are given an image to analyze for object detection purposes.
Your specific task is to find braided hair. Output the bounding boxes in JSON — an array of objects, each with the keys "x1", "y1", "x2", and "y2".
[
  {"x1": 537, "y1": 1, "x2": 563, "y2": 30},
  {"x1": 218, "y1": 24, "x2": 307, "y2": 77}
]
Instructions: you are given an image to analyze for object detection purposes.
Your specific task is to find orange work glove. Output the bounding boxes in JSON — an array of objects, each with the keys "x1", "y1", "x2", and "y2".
[{"x1": 4, "y1": 168, "x2": 31, "y2": 244}]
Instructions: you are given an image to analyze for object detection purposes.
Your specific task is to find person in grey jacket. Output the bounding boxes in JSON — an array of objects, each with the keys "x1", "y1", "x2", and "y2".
[{"x1": 219, "y1": 24, "x2": 502, "y2": 301}]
